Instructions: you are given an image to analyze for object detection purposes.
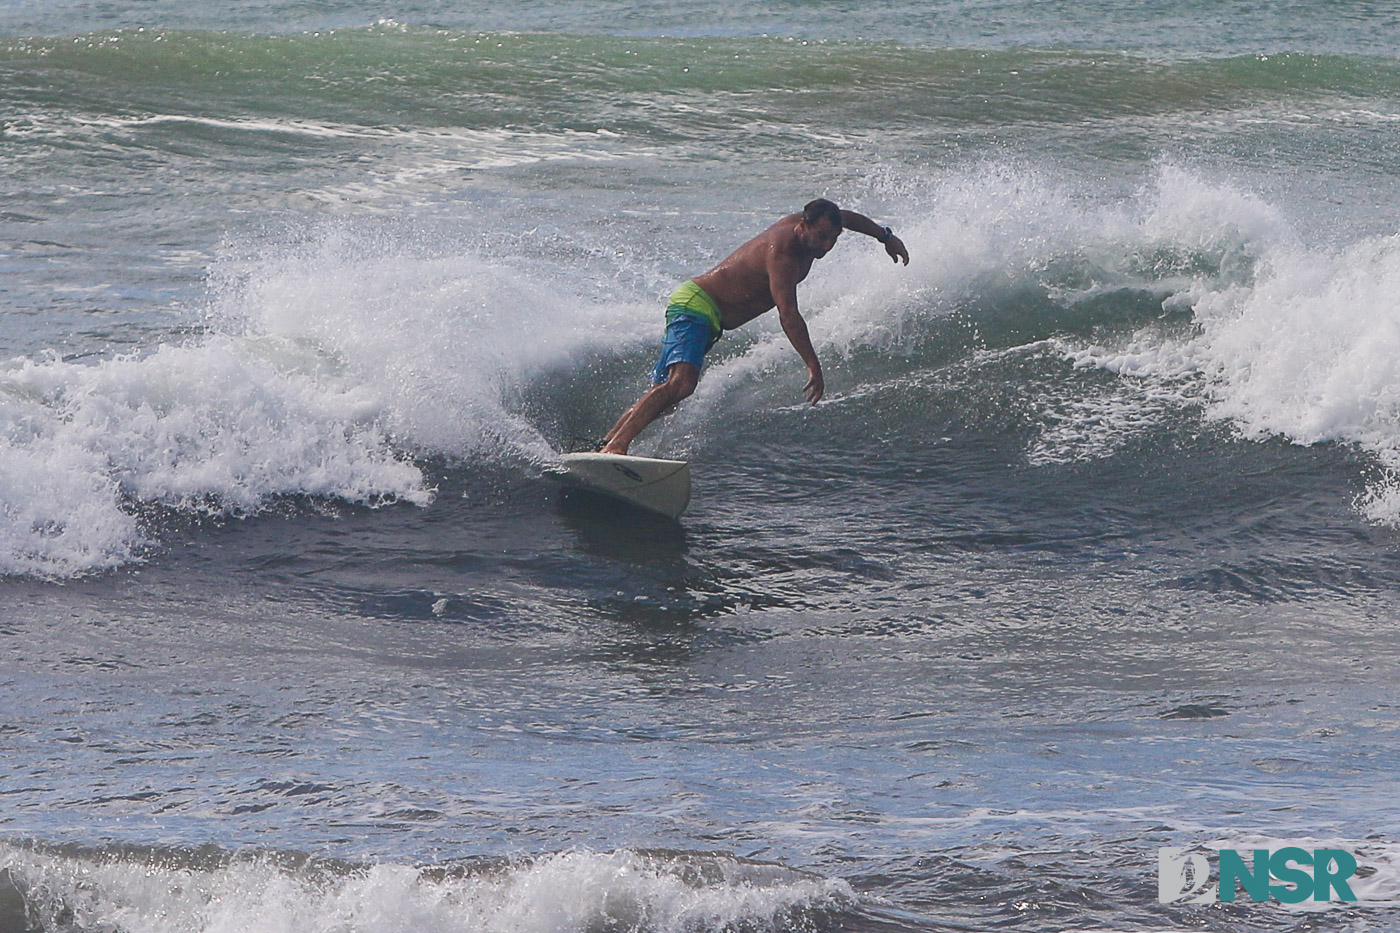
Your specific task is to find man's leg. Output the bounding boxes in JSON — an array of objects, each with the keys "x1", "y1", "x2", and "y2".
[{"x1": 601, "y1": 362, "x2": 699, "y2": 455}]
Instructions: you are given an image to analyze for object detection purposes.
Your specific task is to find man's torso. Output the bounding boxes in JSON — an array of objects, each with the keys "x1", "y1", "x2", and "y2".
[{"x1": 691, "y1": 214, "x2": 815, "y2": 329}]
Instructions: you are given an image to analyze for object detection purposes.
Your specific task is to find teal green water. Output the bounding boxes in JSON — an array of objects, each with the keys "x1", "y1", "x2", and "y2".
[
  {"x1": 5, "y1": 25, "x2": 1399, "y2": 345},
  {"x1": 3, "y1": 0, "x2": 1400, "y2": 55}
]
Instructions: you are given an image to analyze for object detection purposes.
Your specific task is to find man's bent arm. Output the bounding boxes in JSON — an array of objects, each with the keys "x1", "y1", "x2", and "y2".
[
  {"x1": 839, "y1": 209, "x2": 886, "y2": 239},
  {"x1": 840, "y1": 209, "x2": 909, "y2": 265}
]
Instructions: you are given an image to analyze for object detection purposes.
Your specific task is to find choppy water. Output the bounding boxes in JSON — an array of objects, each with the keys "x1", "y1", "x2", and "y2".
[{"x1": 3, "y1": 3, "x2": 1400, "y2": 932}]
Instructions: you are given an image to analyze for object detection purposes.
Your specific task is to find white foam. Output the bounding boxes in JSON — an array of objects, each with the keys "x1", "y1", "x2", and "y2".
[
  {"x1": 72, "y1": 113, "x2": 383, "y2": 140},
  {"x1": 0, "y1": 412, "x2": 140, "y2": 579},
  {"x1": 1028, "y1": 377, "x2": 1199, "y2": 466},
  {"x1": 1054, "y1": 173, "x2": 1400, "y2": 519},
  {"x1": 0, "y1": 338, "x2": 428, "y2": 579},
  {"x1": 1185, "y1": 235, "x2": 1400, "y2": 511},
  {"x1": 0, "y1": 845, "x2": 855, "y2": 933}
]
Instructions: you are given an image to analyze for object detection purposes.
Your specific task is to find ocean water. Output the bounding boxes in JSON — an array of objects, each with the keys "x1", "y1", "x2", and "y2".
[{"x1": 4, "y1": 2, "x2": 1400, "y2": 931}]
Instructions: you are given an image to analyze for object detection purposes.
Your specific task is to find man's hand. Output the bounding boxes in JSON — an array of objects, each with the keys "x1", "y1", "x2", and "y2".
[
  {"x1": 804, "y1": 365, "x2": 824, "y2": 405},
  {"x1": 885, "y1": 234, "x2": 909, "y2": 265}
]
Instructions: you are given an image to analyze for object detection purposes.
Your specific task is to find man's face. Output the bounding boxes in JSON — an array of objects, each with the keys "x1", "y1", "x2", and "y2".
[{"x1": 800, "y1": 217, "x2": 842, "y2": 258}]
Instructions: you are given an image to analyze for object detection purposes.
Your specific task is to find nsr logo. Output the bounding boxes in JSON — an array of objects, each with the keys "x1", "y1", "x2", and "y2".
[{"x1": 1159, "y1": 847, "x2": 1359, "y2": 904}]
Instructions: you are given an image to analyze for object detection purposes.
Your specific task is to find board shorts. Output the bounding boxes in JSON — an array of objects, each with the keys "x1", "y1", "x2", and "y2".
[{"x1": 651, "y1": 280, "x2": 723, "y2": 384}]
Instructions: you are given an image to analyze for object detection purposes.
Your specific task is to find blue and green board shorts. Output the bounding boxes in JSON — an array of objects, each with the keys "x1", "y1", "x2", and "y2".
[{"x1": 651, "y1": 280, "x2": 723, "y2": 384}]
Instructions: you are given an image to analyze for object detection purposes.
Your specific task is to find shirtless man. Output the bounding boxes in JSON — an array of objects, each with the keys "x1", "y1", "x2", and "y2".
[{"x1": 601, "y1": 198, "x2": 910, "y2": 455}]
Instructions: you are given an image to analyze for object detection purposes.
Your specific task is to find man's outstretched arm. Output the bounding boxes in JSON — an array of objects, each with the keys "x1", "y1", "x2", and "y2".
[
  {"x1": 840, "y1": 209, "x2": 909, "y2": 265},
  {"x1": 769, "y1": 251, "x2": 824, "y2": 405}
]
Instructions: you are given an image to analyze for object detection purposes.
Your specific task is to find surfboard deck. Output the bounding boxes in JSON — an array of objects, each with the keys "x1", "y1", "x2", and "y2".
[{"x1": 549, "y1": 452, "x2": 691, "y2": 519}]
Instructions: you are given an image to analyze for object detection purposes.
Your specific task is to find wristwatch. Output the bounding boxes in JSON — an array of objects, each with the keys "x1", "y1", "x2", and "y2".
[{"x1": 877, "y1": 225, "x2": 894, "y2": 243}]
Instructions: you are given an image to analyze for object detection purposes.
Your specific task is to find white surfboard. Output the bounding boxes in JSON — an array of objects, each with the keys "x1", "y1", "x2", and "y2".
[{"x1": 550, "y1": 452, "x2": 691, "y2": 519}]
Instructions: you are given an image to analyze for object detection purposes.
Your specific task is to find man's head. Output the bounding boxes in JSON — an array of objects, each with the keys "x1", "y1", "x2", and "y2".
[{"x1": 798, "y1": 197, "x2": 843, "y2": 257}]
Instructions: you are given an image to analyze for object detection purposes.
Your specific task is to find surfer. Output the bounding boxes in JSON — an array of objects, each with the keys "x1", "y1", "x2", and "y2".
[{"x1": 600, "y1": 198, "x2": 909, "y2": 455}]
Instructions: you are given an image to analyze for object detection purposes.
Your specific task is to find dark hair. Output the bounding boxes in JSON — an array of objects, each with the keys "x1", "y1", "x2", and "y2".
[{"x1": 802, "y1": 197, "x2": 843, "y2": 228}]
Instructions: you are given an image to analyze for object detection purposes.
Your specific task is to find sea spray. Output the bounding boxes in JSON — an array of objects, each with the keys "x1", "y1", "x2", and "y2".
[{"x1": 207, "y1": 222, "x2": 654, "y2": 461}]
